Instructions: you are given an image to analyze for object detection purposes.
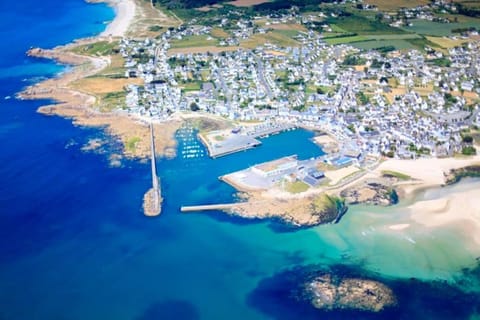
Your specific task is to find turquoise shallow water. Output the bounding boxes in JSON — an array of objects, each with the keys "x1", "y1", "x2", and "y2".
[{"x1": 0, "y1": 1, "x2": 480, "y2": 319}]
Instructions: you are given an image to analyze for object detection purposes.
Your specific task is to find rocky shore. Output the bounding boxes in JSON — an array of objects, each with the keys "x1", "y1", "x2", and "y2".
[
  {"x1": 226, "y1": 193, "x2": 347, "y2": 227},
  {"x1": 444, "y1": 165, "x2": 480, "y2": 185},
  {"x1": 19, "y1": 44, "x2": 182, "y2": 160},
  {"x1": 340, "y1": 178, "x2": 398, "y2": 206}
]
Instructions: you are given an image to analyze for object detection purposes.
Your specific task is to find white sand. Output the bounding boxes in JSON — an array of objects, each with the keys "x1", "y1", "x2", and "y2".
[
  {"x1": 101, "y1": 0, "x2": 136, "y2": 37},
  {"x1": 377, "y1": 156, "x2": 480, "y2": 194},
  {"x1": 409, "y1": 186, "x2": 480, "y2": 246}
]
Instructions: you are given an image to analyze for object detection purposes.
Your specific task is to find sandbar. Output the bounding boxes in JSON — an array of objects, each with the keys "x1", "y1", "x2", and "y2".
[
  {"x1": 409, "y1": 187, "x2": 480, "y2": 246},
  {"x1": 388, "y1": 223, "x2": 410, "y2": 231}
]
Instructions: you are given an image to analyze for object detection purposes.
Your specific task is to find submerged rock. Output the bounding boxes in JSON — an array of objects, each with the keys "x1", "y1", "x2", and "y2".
[{"x1": 306, "y1": 274, "x2": 396, "y2": 312}]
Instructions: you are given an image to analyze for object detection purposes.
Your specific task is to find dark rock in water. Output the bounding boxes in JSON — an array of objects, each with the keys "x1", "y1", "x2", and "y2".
[
  {"x1": 390, "y1": 189, "x2": 399, "y2": 204},
  {"x1": 248, "y1": 263, "x2": 480, "y2": 320},
  {"x1": 306, "y1": 274, "x2": 396, "y2": 312}
]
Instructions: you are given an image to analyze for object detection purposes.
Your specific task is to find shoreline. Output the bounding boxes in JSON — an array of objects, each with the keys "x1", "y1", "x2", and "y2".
[
  {"x1": 97, "y1": 0, "x2": 136, "y2": 38},
  {"x1": 18, "y1": 0, "x2": 182, "y2": 160},
  {"x1": 18, "y1": 0, "x2": 480, "y2": 235},
  {"x1": 218, "y1": 153, "x2": 480, "y2": 228},
  {"x1": 407, "y1": 178, "x2": 480, "y2": 247}
]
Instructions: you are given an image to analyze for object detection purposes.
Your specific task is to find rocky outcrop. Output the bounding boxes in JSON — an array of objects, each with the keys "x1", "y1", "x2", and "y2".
[
  {"x1": 444, "y1": 165, "x2": 480, "y2": 185},
  {"x1": 306, "y1": 274, "x2": 396, "y2": 312},
  {"x1": 228, "y1": 194, "x2": 347, "y2": 227},
  {"x1": 340, "y1": 179, "x2": 398, "y2": 206}
]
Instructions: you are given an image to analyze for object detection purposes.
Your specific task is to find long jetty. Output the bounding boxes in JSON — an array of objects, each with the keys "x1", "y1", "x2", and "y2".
[
  {"x1": 143, "y1": 123, "x2": 163, "y2": 216},
  {"x1": 180, "y1": 203, "x2": 241, "y2": 212}
]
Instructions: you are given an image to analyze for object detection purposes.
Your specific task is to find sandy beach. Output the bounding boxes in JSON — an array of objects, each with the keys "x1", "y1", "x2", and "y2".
[
  {"x1": 409, "y1": 181, "x2": 480, "y2": 246},
  {"x1": 377, "y1": 156, "x2": 480, "y2": 195},
  {"x1": 375, "y1": 157, "x2": 480, "y2": 247},
  {"x1": 100, "y1": 0, "x2": 136, "y2": 38}
]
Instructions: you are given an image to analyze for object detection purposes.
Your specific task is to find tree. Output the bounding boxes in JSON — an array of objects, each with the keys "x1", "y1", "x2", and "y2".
[
  {"x1": 462, "y1": 135, "x2": 473, "y2": 144},
  {"x1": 462, "y1": 146, "x2": 477, "y2": 155},
  {"x1": 356, "y1": 91, "x2": 369, "y2": 105},
  {"x1": 190, "y1": 102, "x2": 200, "y2": 111}
]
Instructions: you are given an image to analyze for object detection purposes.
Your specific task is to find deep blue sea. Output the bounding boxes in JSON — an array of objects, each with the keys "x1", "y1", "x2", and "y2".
[{"x1": 1, "y1": 1, "x2": 480, "y2": 319}]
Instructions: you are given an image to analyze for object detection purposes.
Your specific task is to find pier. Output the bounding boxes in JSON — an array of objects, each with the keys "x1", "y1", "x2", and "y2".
[
  {"x1": 247, "y1": 123, "x2": 296, "y2": 139},
  {"x1": 203, "y1": 134, "x2": 261, "y2": 158},
  {"x1": 181, "y1": 203, "x2": 242, "y2": 212},
  {"x1": 143, "y1": 123, "x2": 163, "y2": 216}
]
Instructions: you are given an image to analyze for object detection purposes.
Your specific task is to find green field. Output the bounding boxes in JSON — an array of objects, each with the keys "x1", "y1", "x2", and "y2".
[
  {"x1": 364, "y1": 34, "x2": 422, "y2": 40},
  {"x1": 240, "y1": 30, "x2": 299, "y2": 49},
  {"x1": 126, "y1": 136, "x2": 141, "y2": 153},
  {"x1": 326, "y1": 15, "x2": 408, "y2": 35},
  {"x1": 170, "y1": 35, "x2": 218, "y2": 49},
  {"x1": 401, "y1": 19, "x2": 480, "y2": 36},
  {"x1": 351, "y1": 39, "x2": 418, "y2": 50},
  {"x1": 71, "y1": 41, "x2": 119, "y2": 56},
  {"x1": 324, "y1": 35, "x2": 368, "y2": 45},
  {"x1": 274, "y1": 29, "x2": 303, "y2": 39},
  {"x1": 322, "y1": 24, "x2": 421, "y2": 45},
  {"x1": 181, "y1": 81, "x2": 203, "y2": 92},
  {"x1": 329, "y1": 24, "x2": 348, "y2": 33},
  {"x1": 404, "y1": 37, "x2": 442, "y2": 50},
  {"x1": 99, "y1": 91, "x2": 127, "y2": 112},
  {"x1": 456, "y1": 0, "x2": 480, "y2": 8},
  {"x1": 325, "y1": 32, "x2": 428, "y2": 51},
  {"x1": 381, "y1": 170, "x2": 411, "y2": 181},
  {"x1": 285, "y1": 180, "x2": 309, "y2": 194}
]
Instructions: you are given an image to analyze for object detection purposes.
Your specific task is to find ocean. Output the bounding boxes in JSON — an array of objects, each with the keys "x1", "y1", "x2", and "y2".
[{"x1": 0, "y1": 0, "x2": 479, "y2": 319}]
